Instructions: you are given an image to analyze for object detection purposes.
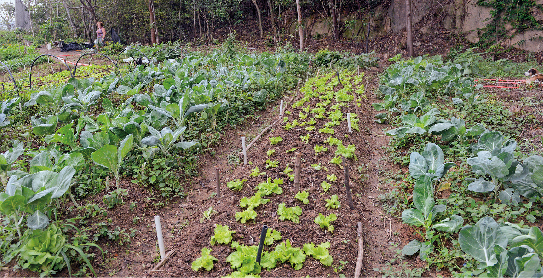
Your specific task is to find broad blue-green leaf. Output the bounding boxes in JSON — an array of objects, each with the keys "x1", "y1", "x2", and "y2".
[
  {"x1": 30, "y1": 171, "x2": 58, "y2": 191},
  {"x1": 402, "y1": 209, "x2": 425, "y2": 227},
  {"x1": 532, "y1": 166, "x2": 543, "y2": 187},
  {"x1": 3, "y1": 141, "x2": 24, "y2": 164},
  {"x1": 118, "y1": 134, "x2": 134, "y2": 164},
  {"x1": 512, "y1": 226, "x2": 543, "y2": 258},
  {"x1": 413, "y1": 176, "x2": 432, "y2": 213},
  {"x1": 141, "y1": 136, "x2": 160, "y2": 146},
  {"x1": 406, "y1": 127, "x2": 426, "y2": 135},
  {"x1": 27, "y1": 210, "x2": 49, "y2": 230},
  {"x1": 429, "y1": 123, "x2": 454, "y2": 134},
  {"x1": 499, "y1": 188, "x2": 521, "y2": 205},
  {"x1": 402, "y1": 239, "x2": 421, "y2": 256},
  {"x1": 505, "y1": 246, "x2": 530, "y2": 277},
  {"x1": 50, "y1": 166, "x2": 75, "y2": 198},
  {"x1": 516, "y1": 253, "x2": 541, "y2": 277},
  {"x1": 29, "y1": 151, "x2": 54, "y2": 173},
  {"x1": 433, "y1": 215, "x2": 463, "y2": 233},
  {"x1": 91, "y1": 145, "x2": 118, "y2": 172},
  {"x1": 475, "y1": 131, "x2": 505, "y2": 153},
  {"x1": 175, "y1": 141, "x2": 198, "y2": 150},
  {"x1": 409, "y1": 152, "x2": 427, "y2": 179},
  {"x1": 6, "y1": 175, "x2": 18, "y2": 196},
  {"x1": 468, "y1": 178, "x2": 496, "y2": 193},
  {"x1": 386, "y1": 127, "x2": 408, "y2": 138},
  {"x1": 1, "y1": 195, "x2": 26, "y2": 214},
  {"x1": 148, "y1": 105, "x2": 172, "y2": 118},
  {"x1": 185, "y1": 104, "x2": 209, "y2": 117},
  {"x1": 422, "y1": 143, "x2": 444, "y2": 174},
  {"x1": 459, "y1": 216, "x2": 508, "y2": 266},
  {"x1": 27, "y1": 187, "x2": 55, "y2": 204}
]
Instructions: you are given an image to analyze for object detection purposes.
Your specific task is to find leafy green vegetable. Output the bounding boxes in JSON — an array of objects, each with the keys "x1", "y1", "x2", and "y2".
[
  {"x1": 277, "y1": 203, "x2": 302, "y2": 223},
  {"x1": 321, "y1": 181, "x2": 332, "y2": 192},
  {"x1": 327, "y1": 174, "x2": 338, "y2": 182},
  {"x1": 264, "y1": 229, "x2": 282, "y2": 246},
  {"x1": 265, "y1": 159, "x2": 279, "y2": 169},
  {"x1": 235, "y1": 209, "x2": 257, "y2": 223},
  {"x1": 249, "y1": 166, "x2": 266, "y2": 177},
  {"x1": 210, "y1": 224, "x2": 235, "y2": 245},
  {"x1": 325, "y1": 195, "x2": 340, "y2": 209},
  {"x1": 335, "y1": 143, "x2": 356, "y2": 159},
  {"x1": 303, "y1": 242, "x2": 333, "y2": 266},
  {"x1": 256, "y1": 178, "x2": 283, "y2": 196},
  {"x1": 314, "y1": 145, "x2": 328, "y2": 154},
  {"x1": 227, "y1": 179, "x2": 247, "y2": 191},
  {"x1": 274, "y1": 239, "x2": 306, "y2": 270},
  {"x1": 269, "y1": 137, "x2": 283, "y2": 145},
  {"x1": 314, "y1": 213, "x2": 337, "y2": 233},
  {"x1": 191, "y1": 247, "x2": 217, "y2": 271},
  {"x1": 330, "y1": 156, "x2": 343, "y2": 166},
  {"x1": 409, "y1": 143, "x2": 454, "y2": 181},
  {"x1": 459, "y1": 217, "x2": 507, "y2": 267},
  {"x1": 295, "y1": 191, "x2": 309, "y2": 204},
  {"x1": 240, "y1": 193, "x2": 270, "y2": 209}
]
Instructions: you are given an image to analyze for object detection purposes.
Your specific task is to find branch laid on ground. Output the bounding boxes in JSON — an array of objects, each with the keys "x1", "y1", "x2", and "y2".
[
  {"x1": 239, "y1": 117, "x2": 280, "y2": 156},
  {"x1": 149, "y1": 250, "x2": 176, "y2": 272},
  {"x1": 354, "y1": 222, "x2": 364, "y2": 278}
]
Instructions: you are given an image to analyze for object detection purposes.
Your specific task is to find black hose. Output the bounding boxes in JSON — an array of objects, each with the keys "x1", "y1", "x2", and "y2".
[
  {"x1": 29, "y1": 54, "x2": 73, "y2": 89},
  {"x1": 0, "y1": 60, "x2": 18, "y2": 91},
  {"x1": 255, "y1": 225, "x2": 268, "y2": 264},
  {"x1": 73, "y1": 52, "x2": 119, "y2": 77}
]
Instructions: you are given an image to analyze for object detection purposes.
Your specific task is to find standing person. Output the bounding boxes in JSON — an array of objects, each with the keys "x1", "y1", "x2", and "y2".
[{"x1": 95, "y1": 22, "x2": 106, "y2": 49}]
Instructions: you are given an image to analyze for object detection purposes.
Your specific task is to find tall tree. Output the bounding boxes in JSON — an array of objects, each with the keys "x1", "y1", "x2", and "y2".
[
  {"x1": 267, "y1": 0, "x2": 277, "y2": 41},
  {"x1": 251, "y1": 0, "x2": 263, "y2": 38},
  {"x1": 329, "y1": 0, "x2": 338, "y2": 40},
  {"x1": 406, "y1": 0, "x2": 413, "y2": 57},
  {"x1": 149, "y1": 0, "x2": 158, "y2": 44},
  {"x1": 296, "y1": 0, "x2": 303, "y2": 51}
]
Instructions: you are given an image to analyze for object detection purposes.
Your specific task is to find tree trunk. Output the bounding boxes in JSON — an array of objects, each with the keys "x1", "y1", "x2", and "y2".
[
  {"x1": 267, "y1": 0, "x2": 277, "y2": 41},
  {"x1": 251, "y1": 0, "x2": 263, "y2": 38},
  {"x1": 62, "y1": 0, "x2": 77, "y2": 38},
  {"x1": 331, "y1": 0, "x2": 338, "y2": 40},
  {"x1": 296, "y1": 0, "x2": 303, "y2": 51},
  {"x1": 149, "y1": 0, "x2": 156, "y2": 44},
  {"x1": 406, "y1": 0, "x2": 413, "y2": 57}
]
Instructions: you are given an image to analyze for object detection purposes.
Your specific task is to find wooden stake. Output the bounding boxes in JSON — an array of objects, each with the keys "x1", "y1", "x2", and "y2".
[
  {"x1": 215, "y1": 167, "x2": 220, "y2": 198},
  {"x1": 354, "y1": 222, "x2": 364, "y2": 278},
  {"x1": 241, "y1": 137, "x2": 247, "y2": 165},
  {"x1": 150, "y1": 250, "x2": 176, "y2": 272},
  {"x1": 344, "y1": 163, "x2": 354, "y2": 210},
  {"x1": 347, "y1": 113, "x2": 352, "y2": 133},
  {"x1": 294, "y1": 152, "x2": 301, "y2": 192}
]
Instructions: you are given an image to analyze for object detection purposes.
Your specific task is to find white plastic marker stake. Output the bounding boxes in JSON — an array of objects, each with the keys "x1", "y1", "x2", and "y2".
[
  {"x1": 347, "y1": 113, "x2": 352, "y2": 133},
  {"x1": 241, "y1": 137, "x2": 247, "y2": 165},
  {"x1": 280, "y1": 100, "x2": 284, "y2": 116},
  {"x1": 154, "y1": 216, "x2": 166, "y2": 259}
]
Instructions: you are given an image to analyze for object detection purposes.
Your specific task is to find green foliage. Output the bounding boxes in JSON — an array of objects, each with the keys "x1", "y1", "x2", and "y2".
[
  {"x1": 325, "y1": 195, "x2": 341, "y2": 209},
  {"x1": 264, "y1": 229, "x2": 282, "y2": 246},
  {"x1": 249, "y1": 166, "x2": 266, "y2": 177},
  {"x1": 201, "y1": 207, "x2": 217, "y2": 223},
  {"x1": 103, "y1": 188, "x2": 128, "y2": 209},
  {"x1": 327, "y1": 174, "x2": 338, "y2": 182},
  {"x1": 274, "y1": 239, "x2": 306, "y2": 270},
  {"x1": 321, "y1": 181, "x2": 332, "y2": 192},
  {"x1": 266, "y1": 149, "x2": 276, "y2": 156},
  {"x1": 314, "y1": 213, "x2": 337, "y2": 233},
  {"x1": 269, "y1": 137, "x2": 283, "y2": 145},
  {"x1": 227, "y1": 179, "x2": 247, "y2": 191},
  {"x1": 191, "y1": 247, "x2": 217, "y2": 272},
  {"x1": 256, "y1": 178, "x2": 283, "y2": 196},
  {"x1": 235, "y1": 208, "x2": 257, "y2": 223},
  {"x1": 210, "y1": 224, "x2": 235, "y2": 245},
  {"x1": 240, "y1": 193, "x2": 270, "y2": 209},
  {"x1": 277, "y1": 203, "x2": 302, "y2": 223},
  {"x1": 265, "y1": 159, "x2": 279, "y2": 169},
  {"x1": 314, "y1": 145, "x2": 328, "y2": 154},
  {"x1": 303, "y1": 242, "x2": 333, "y2": 266},
  {"x1": 335, "y1": 143, "x2": 356, "y2": 159},
  {"x1": 295, "y1": 191, "x2": 309, "y2": 204}
]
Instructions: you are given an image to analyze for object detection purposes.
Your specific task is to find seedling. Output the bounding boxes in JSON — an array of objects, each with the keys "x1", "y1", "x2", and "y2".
[
  {"x1": 277, "y1": 203, "x2": 302, "y2": 223},
  {"x1": 235, "y1": 208, "x2": 257, "y2": 223},
  {"x1": 265, "y1": 159, "x2": 279, "y2": 169},
  {"x1": 318, "y1": 127, "x2": 335, "y2": 134},
  {"x1": 321, "y1": 181, "x2": 332, "y2": 192},
  {"x1": 264, "y1": 229, "x2": 282, "y2": 245},
  {"x1": 314, "y1": 145, "x2": 328, "y2": 154},
  {"x1": 300, "y1": 134, "x2": 310, "y2": 144},
  {"x1": 191, "y1": 247, "x2": 217, "y2": 271},
  {"x1": 270, "y1": 136, "x2": 283, "y2": 145},
  {"x1": 325, "y1": 195, "x2": 341, "y2": 209},
  {"x1": 257, "y1": 178, "x2": 284, "y2": 196},
  {"x1": 286, "y1": 147, "x2": 297, "y2": 153},
  {"x1": 249, "y1": 166, "x2": 266, "y2": 177},
  {"x1": 210, "y1": 224, "x2": 235, "y2": 245},
  {"x1": 200, "y1": 207, "x2": 217, "y2": 223},
  {"x1": 330, "y1": 156, "x2": 343, "y2": 166},
  {"x1": 240, "y1": 192, "x2": 270, "y2": 209},
  {"x1": 327, "y1": 174, "x2": 338, "y2": 182},
  {"x1": 295, "y1": 191, "x2": 310, "y2": 204},
  {"x1": 314, "y1": 213, "x2": 337, "y2": 233},
  {"x1": 266, "y1": 149, "x2": 276, "y2": 156},
  {"x1": 227, "y1": 179, "x2": 247, "y2": 191}
]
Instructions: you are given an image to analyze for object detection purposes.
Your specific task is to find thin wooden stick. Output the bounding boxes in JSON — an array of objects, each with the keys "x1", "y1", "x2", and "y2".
[
  {"x1": 215, "y1": 167, "x2": 220, "y2": 198},
  {"x1": 344, "y1": 162, "x2": 354, "y2": 210},
  {"x1": 354, "y1": 222, "x2": 364, "y2": 278},
  {"x1": 241, "y1": 137, "x2": 247, "y2": 165},
  {"x1": 239, "y1": 118, "x2": 280, "y2": 156},
  {"x1": 294, "y1": 152, "x2": 301, "y2": 192},
  {"x1": 150, "y1": 250, "x2": 176, "y2": 272}
]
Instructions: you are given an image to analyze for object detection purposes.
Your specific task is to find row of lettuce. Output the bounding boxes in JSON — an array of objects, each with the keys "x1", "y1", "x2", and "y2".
[
  {"x1": 0, "y1": 45, "x2": 379, "y2": 276},
  {"x1": 376, "y1": 54, "x2": 543, "y2": 276}
]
